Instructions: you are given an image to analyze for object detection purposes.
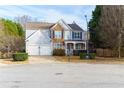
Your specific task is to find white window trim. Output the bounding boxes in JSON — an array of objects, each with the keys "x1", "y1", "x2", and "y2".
[
  {"x1": 74, "y1": 32, "x2": 81, "y2": 40},
  {"x1": 54, "y1": 31, "x2": 62, "y2": 39},
  {"x1": 75, "y1": 44, "x2": 85, "y2": 50},
  {"x1": 54, "y1": 43, "x2": 62, "y2": 49}
]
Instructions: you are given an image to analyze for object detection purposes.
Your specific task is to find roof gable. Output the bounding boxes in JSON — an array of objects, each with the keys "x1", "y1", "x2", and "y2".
[
  {"x1": 68, "y1": 23, "x2": 84, "y2": 31},
  {"x1": 26, "y1": 29, "x2": 40, "y2": 41},
  {"x1": 51, "y1": 23, "x2": 63, "y2": 31},
  {"x1": 50, "y1": 19, "x2": 72, "y2": 30}
]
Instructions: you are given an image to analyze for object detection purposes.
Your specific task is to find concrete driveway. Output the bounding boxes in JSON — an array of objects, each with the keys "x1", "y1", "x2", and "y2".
[
  {"x1": 1, "y1": 62, "x2": 124, "y2": 88},
  {"x1": 28, "y1": 56, "x2": 64, "y2": 64}
]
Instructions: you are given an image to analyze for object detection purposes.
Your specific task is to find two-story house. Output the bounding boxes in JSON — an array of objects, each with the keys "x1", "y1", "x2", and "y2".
[{"x1": 25, "y1": 19, "x2": 87, "y2": 55}]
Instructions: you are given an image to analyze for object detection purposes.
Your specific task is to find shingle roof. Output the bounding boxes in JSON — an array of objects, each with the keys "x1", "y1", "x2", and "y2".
[
  {"x1": 26, "y1": 21, "x2": 84, "y2": 31},
  {"x1": 68, "y1": 23, "x2": 84, "y2": 31},
  {"x1": 26, "y1": 22, "x2": 54, "y2": 30}
]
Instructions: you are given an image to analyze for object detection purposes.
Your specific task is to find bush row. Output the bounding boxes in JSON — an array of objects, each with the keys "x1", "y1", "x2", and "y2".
[
  {"x1": 53, "y1": 49, "x2": 65, "y2": 56},
  {"x1": 12, "y1": 50, "x2": 96, "y2": 61},
  {"x1": 80, "y1": 53, "x2": 96, "y2": 59}
]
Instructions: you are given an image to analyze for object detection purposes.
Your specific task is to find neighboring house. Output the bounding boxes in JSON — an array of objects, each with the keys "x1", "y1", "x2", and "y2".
[{"x1": 25, "y1": 19, "x2": 87, "y2": 55}]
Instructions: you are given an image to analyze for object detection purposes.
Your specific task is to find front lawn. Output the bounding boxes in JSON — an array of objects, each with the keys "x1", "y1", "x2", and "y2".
[
  {"x1": 53, "y1": 56, "x2": 124, "y2": 64},
  {"x1": 0, "y1": 58, "x2": 29, "y2": 64}
]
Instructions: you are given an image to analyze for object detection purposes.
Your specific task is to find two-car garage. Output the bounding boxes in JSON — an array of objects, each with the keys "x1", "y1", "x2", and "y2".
[
  {"x1": 26, "y1": 26, "x2": 53, "y2": 56},
  {"x1": 26, "y1": 44, "x2": 52, "y2": 56}
]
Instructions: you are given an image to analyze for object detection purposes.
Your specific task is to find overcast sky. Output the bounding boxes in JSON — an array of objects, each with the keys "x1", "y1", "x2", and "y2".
[{"x1": 0, "y1": 5, "x2": 95, "y2": 30}]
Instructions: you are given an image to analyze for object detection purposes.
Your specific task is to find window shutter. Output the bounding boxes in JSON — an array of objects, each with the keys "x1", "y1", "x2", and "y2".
[
  {"x1": 72, "y1": 32, "x2": 74, "y2": 39},
  {"x1": 62, "y1": 30, "x2": 63, "y2": 39},
  {"x1": 50, "y1": 30, "x2": 51, "y2": 38},
  {"x1": 80, "y1": 32, "x2": 82, "y2": 40},
  {"x1": 53, "y1": 30, "x2": 54, "y2": 38}
]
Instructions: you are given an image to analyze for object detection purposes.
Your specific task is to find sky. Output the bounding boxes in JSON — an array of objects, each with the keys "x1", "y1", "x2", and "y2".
[{"x1": 0, "y1": 5, "x2": 95, "y2": 30}]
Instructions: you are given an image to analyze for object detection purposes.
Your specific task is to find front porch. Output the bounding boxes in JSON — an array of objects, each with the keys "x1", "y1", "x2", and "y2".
[{"x1": 65, "y1": 41, "x2": 86, "y2": 55}]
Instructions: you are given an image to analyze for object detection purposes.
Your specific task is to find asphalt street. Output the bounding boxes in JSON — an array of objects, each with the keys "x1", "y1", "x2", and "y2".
[{"x1": 0, "y1": 63, "x2": 124, "y2": 88}]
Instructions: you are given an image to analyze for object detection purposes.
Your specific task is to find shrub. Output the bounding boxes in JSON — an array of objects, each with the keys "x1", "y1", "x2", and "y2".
[
  {"x1": 90, "y1": 53, "x2": 96, "y2": 59},
  {"x1": 53, "y1": 49, "x2": 65, "y2": 56},
  {"x1": 13, "y1": 52, "x2": 28, "y2": 61},
  {"x1": 79, "y1": 53, "x2": 87, "y2": 59},
  {"x1": 80, "y1": 53, "x2": 96, "y2": 59}
]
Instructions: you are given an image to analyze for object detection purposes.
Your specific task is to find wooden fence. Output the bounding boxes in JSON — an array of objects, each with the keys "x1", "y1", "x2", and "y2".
[{"x1": 96, "y1": 48, "x2": 118, "y2": 57}]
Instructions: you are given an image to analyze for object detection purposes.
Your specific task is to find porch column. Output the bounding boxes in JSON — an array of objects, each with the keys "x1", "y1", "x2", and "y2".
[
  {"x1": 65, "y1": 42, "x2": 68, "y2": 55},
  {"x1": 84, "y1": 42, "x2": 87, "y2": 50},
  {"x1": 73, "y1": 42, "x2": 76, "y2": 50},
  {"x1": 65, "y1": 42, "x2": 67, "y2": 49}
]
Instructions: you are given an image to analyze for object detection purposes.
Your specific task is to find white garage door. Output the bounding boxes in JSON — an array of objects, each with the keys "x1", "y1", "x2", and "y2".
[
  {"x1": 27, "y1": 45, "x2": 39, "y2": 55},
  {"x1": 27, "y1": 45, "x2": 52, "y2": 55},
  {"x1": 40, "y1": 45, "x2": 52, "y2": 55}
]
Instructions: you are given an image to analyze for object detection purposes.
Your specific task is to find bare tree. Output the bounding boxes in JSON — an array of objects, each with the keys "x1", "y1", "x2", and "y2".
[
  {"x1": 14, "y1": 15, "x2": 32, "y2": 29},
  {"x1": 0, "y1": 29, "x2": 24, "y2": 58},
  {"x1": 98, "y1": 5, "x2": 124, "y2": 58}
]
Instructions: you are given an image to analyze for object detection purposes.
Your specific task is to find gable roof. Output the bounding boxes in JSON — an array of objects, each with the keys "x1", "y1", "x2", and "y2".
[
  {"x1": 26, "y1": 22, "x2": 54, "y2": 30},
  {"x1": 59, "y1": 19, "x2": 72, "y2": 30},
  {"x1": 50, "y1": 19, "x2": 72, "y2": 30},
  {"x1": 25, "y1": 30, "x2": 39, "y2": 41},
  {"x1": 68, "y1": 23, "x2": 84, "y2": 31},
  {"x1": 26, "y1": 20, "x2": 84, "y2": 31}
]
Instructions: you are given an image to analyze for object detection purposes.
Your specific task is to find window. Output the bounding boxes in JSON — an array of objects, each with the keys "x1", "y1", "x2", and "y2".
[
  {"x1": 55, "y1": 31, "x2": 62, "y2": 38},
  {"x1": 67, "y1": 43, "x2": 73, "y2": 49},
  {"x1": 76, "y1": 44, "x2": 81, "y2": 49},
  {"x1": 74, "y1": 32, "x2": 81, "y2": 40},
  {"x1": 76, "y1": 44, "x2": 85, "y2": 50},
  {"x1": 54, "y1": 43, "x2": 62, "y2": 49}
]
